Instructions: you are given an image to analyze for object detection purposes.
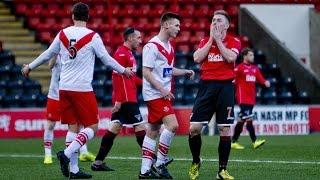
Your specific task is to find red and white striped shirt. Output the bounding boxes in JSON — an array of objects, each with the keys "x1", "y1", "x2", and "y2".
[{"x1": 29, "y1": 26, "x2": 125, "y2": 92}]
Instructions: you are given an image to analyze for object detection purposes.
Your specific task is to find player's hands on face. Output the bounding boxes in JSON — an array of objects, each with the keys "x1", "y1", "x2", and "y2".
[
  {"x1": 123, "y1": 67, "x2": 134, "y2": 78},
  {"x1": 112, "y1": 102, "x2": 121, "y2": 113},
  {"x1": 160, "y1": 87, "x2": 175, "y2": 100},
  {"x1": 21, "y1": 64, "x2": 30, "y2": 77},
  {"x1": 185, "y1": 69, "x2": 195, "y2": 80},
  {"x1": 209, "y1": 23, "x2": 215, "y2": 39},
  {"x1": 212, "y1": 24, "x2": 224, "y2": 41},
  {"x1": 265, "y1": 81, "x2": 271, "y2": 88}
]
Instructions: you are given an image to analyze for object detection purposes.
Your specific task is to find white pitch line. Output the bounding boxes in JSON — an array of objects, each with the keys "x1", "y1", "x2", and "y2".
[{"x1": 0, "y1": 154, "x2": 319, "y2": 165}]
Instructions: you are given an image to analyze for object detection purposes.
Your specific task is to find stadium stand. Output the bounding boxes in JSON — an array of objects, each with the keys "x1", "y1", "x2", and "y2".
[{"x1": 1, "y1": 0, "x2": 317, "y2": 107}]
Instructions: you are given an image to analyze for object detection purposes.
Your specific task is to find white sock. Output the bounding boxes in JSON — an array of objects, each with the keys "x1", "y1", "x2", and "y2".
[
  {"x1": 156, "y1": 128, "x2": 175, "y2": 167},
  {"x1": 64, "y1": 128, "x2": 94, "y2": 158},
  {"x1": 79, "y1": 126, "x2": 88, "y2": 155},
  {"x1": 79, "y1": 144, "x2": 88, "y2": 155},
  {"x1": 141, "y1": 135, "x2": 157, "y2": 174},
  {"x1": 65, "y1": 131, "x2": 79, "y2": 173},
  {"x1": 44, "y1": 129, "x2": 54, "y2": 156}
]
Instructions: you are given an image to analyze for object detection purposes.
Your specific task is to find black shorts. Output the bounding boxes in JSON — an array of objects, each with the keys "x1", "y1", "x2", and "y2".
[
  {"x1": 190, "y1": 80, "x2": 235, "y2": 126},
  {"x1": 238, "y1": 104, "x2": 254, "y2": 120},
  {"x1": 111, "y1": 102, "x2": 143, "y2": 126}
]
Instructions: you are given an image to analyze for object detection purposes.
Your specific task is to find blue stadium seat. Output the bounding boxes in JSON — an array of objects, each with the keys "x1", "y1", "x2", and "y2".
[
  {"x1": 21, "y1": 94, "x2": 38, "y2": 107},
  {"x1": 104, "y1": 79, "x2": 112, "y2": 94},
  {"x1": 262, "y1": 90, "x2": 277, "y2": 105},
  {"x1": 297, "y1": 91, "x2": 310, "y2": 104},
  {"x1": 278, "y1": 91, "x2": 293, "y2": 104},
  {"x1": 92, "y1": 80, "x2": 105, "y2": 101},
  {"x1": 256, "y1": 90, "x2": 262, "y2": 104},
  {"x1": 174, "y1": 87, "x2": 184, "y2": 105},
  {"x1": 36, "y1": 94, "x2": 47, "y2": 107},
  {"x1": 2, "y1": 95, "x2": 21, "y2": 108},
  {"x1": 184, "y1": 87, "x2": 198, "y2": 105},
  {"x1": 282, "y1": 76, "x2": 295, "y2": 91},
  {"x1": 94, "y1": 65, "x2": 108, "y2": 81},
  {"x1": 254, "y1": 50, "x2": 266, "y2": 64},
  {"x1": 175, "y1": 76, "x2": 185, "y2": 86},
  {"x1": 102, "y1": 95, "x2": 112, "y2": 106},
  {"x1": 0, "y1": 50, "x2": 15, "y2": 62},
  {"x1": 0, "y1": 80, "x2": 6, "y2": 97},
  {"x1": 10, "y1": 65, "x2": 25, "y2": 81},
  {"x1": 7, "y1": 80, "x2": 24, "y2": 96},
  {"x1": 24, "y1": 79, "x2": 41, "y2": 95}
]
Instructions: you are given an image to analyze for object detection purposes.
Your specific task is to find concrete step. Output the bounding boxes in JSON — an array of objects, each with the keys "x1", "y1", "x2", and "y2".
[
  {"x1": 29, "y1": 71, "x2": 51, "y2": 78},
  {"x1": 14, "y1": 50, "x2": 42, "y2": 57},
  {"x1": 0, "y1": 9, "x2": 10, "y2": 15},
  {"x1": 4, "y1": 43, "x2": 43, "y2": 51},
  {"x1": 0, "y1": 22, "x2": 23, "y2": 29},
  {"x1": 0, "y1": 29, "x2": 29, "y2": 36},
  {"x1": 0, "y1": 36, "x2": 34, "y2": 42},
  {"x1": 15, "y1": 56, "x2": 38, "y2": 64},
  {"x1": 0, "y1": 15, "x2": 16, "y2": 22}
]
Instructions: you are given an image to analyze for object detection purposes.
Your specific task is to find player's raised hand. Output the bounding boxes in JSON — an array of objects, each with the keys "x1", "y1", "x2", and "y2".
[
  {"x1": 265, "y1": 81, "x2": 271, "y2": 88},
  {"x1": 213, "y1": 24, "x2": 223, "y2": 40},
  {"x1": 185, "y1": 69, "x2": 195, "y2": 80},
  {"x1": 21, "y1": 64, "x2": 31, "y2": 77},
  {"x1": 160, "y1": 87, "x2": 175, "y2": 100},
  {"x1": 123, "y1": 67, "x2": 134, "y2": 78}
]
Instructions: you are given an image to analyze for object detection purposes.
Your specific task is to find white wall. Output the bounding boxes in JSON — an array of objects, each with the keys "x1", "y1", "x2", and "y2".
[{"x1": 241, "y1": 4, "x2": 314, "y2": 66}]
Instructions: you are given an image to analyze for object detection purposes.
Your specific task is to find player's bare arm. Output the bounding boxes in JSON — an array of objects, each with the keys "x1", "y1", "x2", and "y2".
[
  {"x1": 111, "y1": 101, "x2": 122, "y2": 113},
  {"x1": 172, "y1": 67, "x2": 195, "y2": 79},
  {"x1": 143, "y1": 66, "x2": 174, "y2": 100},
  {"x1": 213, "y1": 24, "x2": 237, "y2": 63}
]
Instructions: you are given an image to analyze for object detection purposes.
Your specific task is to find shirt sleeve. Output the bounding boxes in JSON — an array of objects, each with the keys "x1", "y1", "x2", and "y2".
[
  {"x1": 142, "y1": 43, "x2": 157, "y2": 68},
  {"x1": 256, "y1": 67, "x2": 267, "y2": 85},
  {"x1": 29, "y1": 32, "x2": 60, "y2": 70},
  {"x1": 227, "y1": 37, "x2": 242, "y2": 56},
  {"x1": 92, "y1": 34, "x2": 125, "y2": 73}
]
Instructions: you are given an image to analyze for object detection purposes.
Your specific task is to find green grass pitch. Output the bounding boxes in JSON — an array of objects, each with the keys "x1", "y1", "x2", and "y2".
[{"x1": 0, "y1": 134, "x2": 319, "y2": 179}]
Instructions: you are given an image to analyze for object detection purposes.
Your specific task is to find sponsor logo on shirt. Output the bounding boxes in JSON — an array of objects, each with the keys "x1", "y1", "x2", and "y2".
[
  {"x1": 208, "y1": 53, "x2": 224, "y2": 62},
  {"x1": 246, "y1": 75, "x2": 256, "y2": 82},
  {"x1": 163, "y1": 68, "x2": 173, "y2": 78}
]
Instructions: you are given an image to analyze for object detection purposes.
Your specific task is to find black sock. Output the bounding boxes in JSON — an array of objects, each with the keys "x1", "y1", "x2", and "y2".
[
  {"x1": 246, "y1": 121, "x2": 257, "y2": 142},
  {"x1": 232, "y1": 121, "x2": 244, "y2": 143},
  {"x1": 135, "y1": 130, "x2": 146, "y2": 148},
  {"x1": 95, "y1": 130, "x2": 117, "y2": 162},
  {"x1": 188, "y1": 134, "x2": 201, "y2": 164},
  {"x1": 219, "y1": 136, "x2": 231, "y2": 172}
]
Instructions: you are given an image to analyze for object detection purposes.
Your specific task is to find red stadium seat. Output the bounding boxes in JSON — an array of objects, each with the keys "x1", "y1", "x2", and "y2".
[
  {"x1": 38, "y1": 32, "x2": 53, "y2": 44},
  {"x1": 15, "y1": 3, "x2": 27, "y2": 16},
  {"x1": 28, "y1": 17, "x2": 41, "y2": 30}
]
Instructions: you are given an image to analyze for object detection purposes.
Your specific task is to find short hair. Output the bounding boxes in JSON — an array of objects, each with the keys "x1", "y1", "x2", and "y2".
[
  {"x1": 72, "y1": 2, "x2": 89, "y2": 22},
  {"x1": 214, "y1": 10, "x2": 231, "y2": 24},
  {"x1": 123, "y1": 27, "x2": 136, "y2": 41},
  {"x1": 160, "y1": 12, "x2": 180, "y2": 25},
  {"x1": 241, "y1": 48, "x2": 254, "y2": 58}
]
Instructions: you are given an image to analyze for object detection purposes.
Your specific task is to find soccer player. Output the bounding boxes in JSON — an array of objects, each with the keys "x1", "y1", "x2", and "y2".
[
  {"x1": 21, "y1": 2, "x2": 133, "y2": 179},
  {"x1": 43, "y1": 56, "x2": 96, "y2": 165},
  {"x1": 231, "y1": 48, "x2": 270, "y2": 150},
  {"x1": 139, "y1": 12, "x2": 195, "y2": 179},
  {"x1": 91, "y1": 27, "x2": 146, "y2": 171},
  {"x1": 188, "y1": 10, "x2": 241, "y2": 180}
]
